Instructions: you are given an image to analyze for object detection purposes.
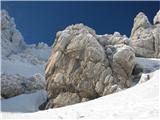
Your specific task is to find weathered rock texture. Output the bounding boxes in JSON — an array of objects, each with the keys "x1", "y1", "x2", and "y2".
[
  {"x1": 96, "y1": 32, "x2": 129, "y2": 46},
  {"x1": 130, "y1": 10, "x2": 160, "y2": 58},
  {"x1": 45, "y1": 24, "x2": 135, "y2": 108},
  {"x1": 1, "y1": 73, "x2": 46, "y2": 98}
]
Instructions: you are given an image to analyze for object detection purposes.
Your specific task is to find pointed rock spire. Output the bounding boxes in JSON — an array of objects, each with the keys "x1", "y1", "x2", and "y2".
[
  {"x1": 131, "y1": 12, "x2": 150, "y2": 37},
  {"x1": 154, "y1": 10, "x2": 160, "y2": 24}
]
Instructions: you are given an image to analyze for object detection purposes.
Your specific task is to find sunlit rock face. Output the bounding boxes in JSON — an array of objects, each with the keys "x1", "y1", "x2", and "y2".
[
  {"x1": 1, "y1": 10, "x2": 26, "y2": 59},
  {"x1": 45, "y1": 24, "x2": 135, "y2": 109},
  {"x1": 154, "y1": 10, "x2": 160, "y2": 24},
  {"x1": 130, "y1": 10, "x2": 160, "y2": 58}
]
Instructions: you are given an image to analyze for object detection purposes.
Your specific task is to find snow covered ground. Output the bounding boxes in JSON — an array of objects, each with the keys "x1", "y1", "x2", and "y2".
[
  {"x1": 0, "y1": 57, "x2": 159, "y2": 120},
  {"x1": 1, "y1": 90, "x2": 47, "y2": 113},
  {"x1": 1, "y1": 43, "x2": 51, "y2": 77},
  {"x1": 1, "y1": 59, "x2": 44, "y2": 77}
]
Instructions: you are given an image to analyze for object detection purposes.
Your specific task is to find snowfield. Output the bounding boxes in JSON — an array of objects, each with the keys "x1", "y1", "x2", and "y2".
[
  {"x1": 1, "y1": 59, "x2": 45, "y2": 77},
  {"x1": 0, "y1": 57, "x2": 159, "y2": 120},
  {"x1": 1, "y1": 44, "x2": 51, "y2": 77}
]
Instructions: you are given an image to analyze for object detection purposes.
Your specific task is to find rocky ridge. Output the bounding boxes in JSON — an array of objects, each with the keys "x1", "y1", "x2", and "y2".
[
  {"x1": 130, "y1": 10, "x2": 160, "y2": 58},
  {"x1": 1, "y1": 10, "x2": 26, "y2": 59}
]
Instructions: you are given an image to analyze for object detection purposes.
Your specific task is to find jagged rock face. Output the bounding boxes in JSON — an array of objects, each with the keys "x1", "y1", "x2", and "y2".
[
  {"x1": 1, "y1": 73, "x2": 46, "y2": 98},
  {"x1": 1, "y1": 9, "x2": 51, "y2": 63},
  {"x1": 45, "y1": 24, "x2": 135, "y2": 109},
  {"x1": 130, "y1": 12, "x2": 151, "y2": 37},
  {"x1": 1, "y1": 10, "x2": 26, "y2": 58},
  {"x1": 130, "y1": 11, "x2": 160, "y2": 58},
  {"x1": 97, "y1": 32, "x2": 129, "y2": 46},
  {"x1": 1, "y1": 10, "x2": 52, "y2": 64}
]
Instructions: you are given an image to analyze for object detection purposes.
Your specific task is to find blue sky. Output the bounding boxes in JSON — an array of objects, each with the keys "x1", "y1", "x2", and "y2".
[{"x1": 2, "y1": 1, "x2": 159, "y2": 46}]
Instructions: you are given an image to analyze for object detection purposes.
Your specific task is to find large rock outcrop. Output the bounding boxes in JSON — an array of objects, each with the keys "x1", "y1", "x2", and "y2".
[
  {"x1": 45, "y1": 24, "x2": 135, "y2": 109},
  {"x1": 130, "y1": 10, "x2": 160, "y2": 58}
]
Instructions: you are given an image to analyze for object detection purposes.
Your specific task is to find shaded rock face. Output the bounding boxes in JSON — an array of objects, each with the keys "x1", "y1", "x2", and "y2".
[
  {"x1": 130, "y1": 11, "x2": 160, "y2": 58},
  {"x1": 1, "y1": 10, "x2": 26, "y2": 58},
  {"x1": 1, "y1": 73, "x2": 46, "y2": 98},
  {"x1": 45, "y1": 24, "x2": 135, "y2": 109},
  {"x1": 47, "y1": 92, "x2": 81, "y2": 108}
]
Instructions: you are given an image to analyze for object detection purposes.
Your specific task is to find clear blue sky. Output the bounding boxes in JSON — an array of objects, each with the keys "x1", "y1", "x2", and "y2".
[{"x1": 2, "y1": 1, "x2": 159, "y2": 46}]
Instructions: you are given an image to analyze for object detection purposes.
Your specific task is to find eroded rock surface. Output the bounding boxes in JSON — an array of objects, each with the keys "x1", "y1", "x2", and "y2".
[
  {"x1": 45, "y1": 24, "x2": 135, "y2": 108},
  {"x1": 97, "y1": 32, "x2": 129, "y2": 46},
  {"x1": 130, "y1": 10, "x2": 160, "y2": 58}
]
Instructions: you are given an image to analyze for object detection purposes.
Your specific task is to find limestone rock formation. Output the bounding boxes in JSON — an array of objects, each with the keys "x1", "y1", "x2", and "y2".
[
  {"x1": 48, "y1": 92, "x2": 80, "y2": 108},
  {"x1": 45, "y1": 24, "x2": 135, "y2": 109},
  {"x1": 97, "y1": 32, "x2": 129, "y2": 46},
  {"x1": 130, "y1": 11, "x2": 160, "y2": 58},
  {"x1": 1, "y1": 73, "x2": 46, "y2": 98}
]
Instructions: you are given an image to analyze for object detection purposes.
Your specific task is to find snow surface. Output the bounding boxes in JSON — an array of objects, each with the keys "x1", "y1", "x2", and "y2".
[
  {"x1": 1, "y1": 90, "x2": 47, "y2": 113},
  {"x1": 1, "y1": 59, "x2": 44, "y2": 77},
  {"x1": 0, "y1": 57, "x2": 159, "y2": 120},
  {"x1": 136, "y1": 57, "x2": 160, "y2": 73},
  {"x1": 1, "y1": 43, "x2": 51, "y2": 77}
]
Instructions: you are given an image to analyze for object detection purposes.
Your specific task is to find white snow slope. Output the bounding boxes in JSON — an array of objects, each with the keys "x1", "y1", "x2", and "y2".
[
  {"x1": 1, "y1": 57, "x2": 159, "y2": 120},
  {"x1": 1, "y1": 44, "x2": 51, "y2": 77}
]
